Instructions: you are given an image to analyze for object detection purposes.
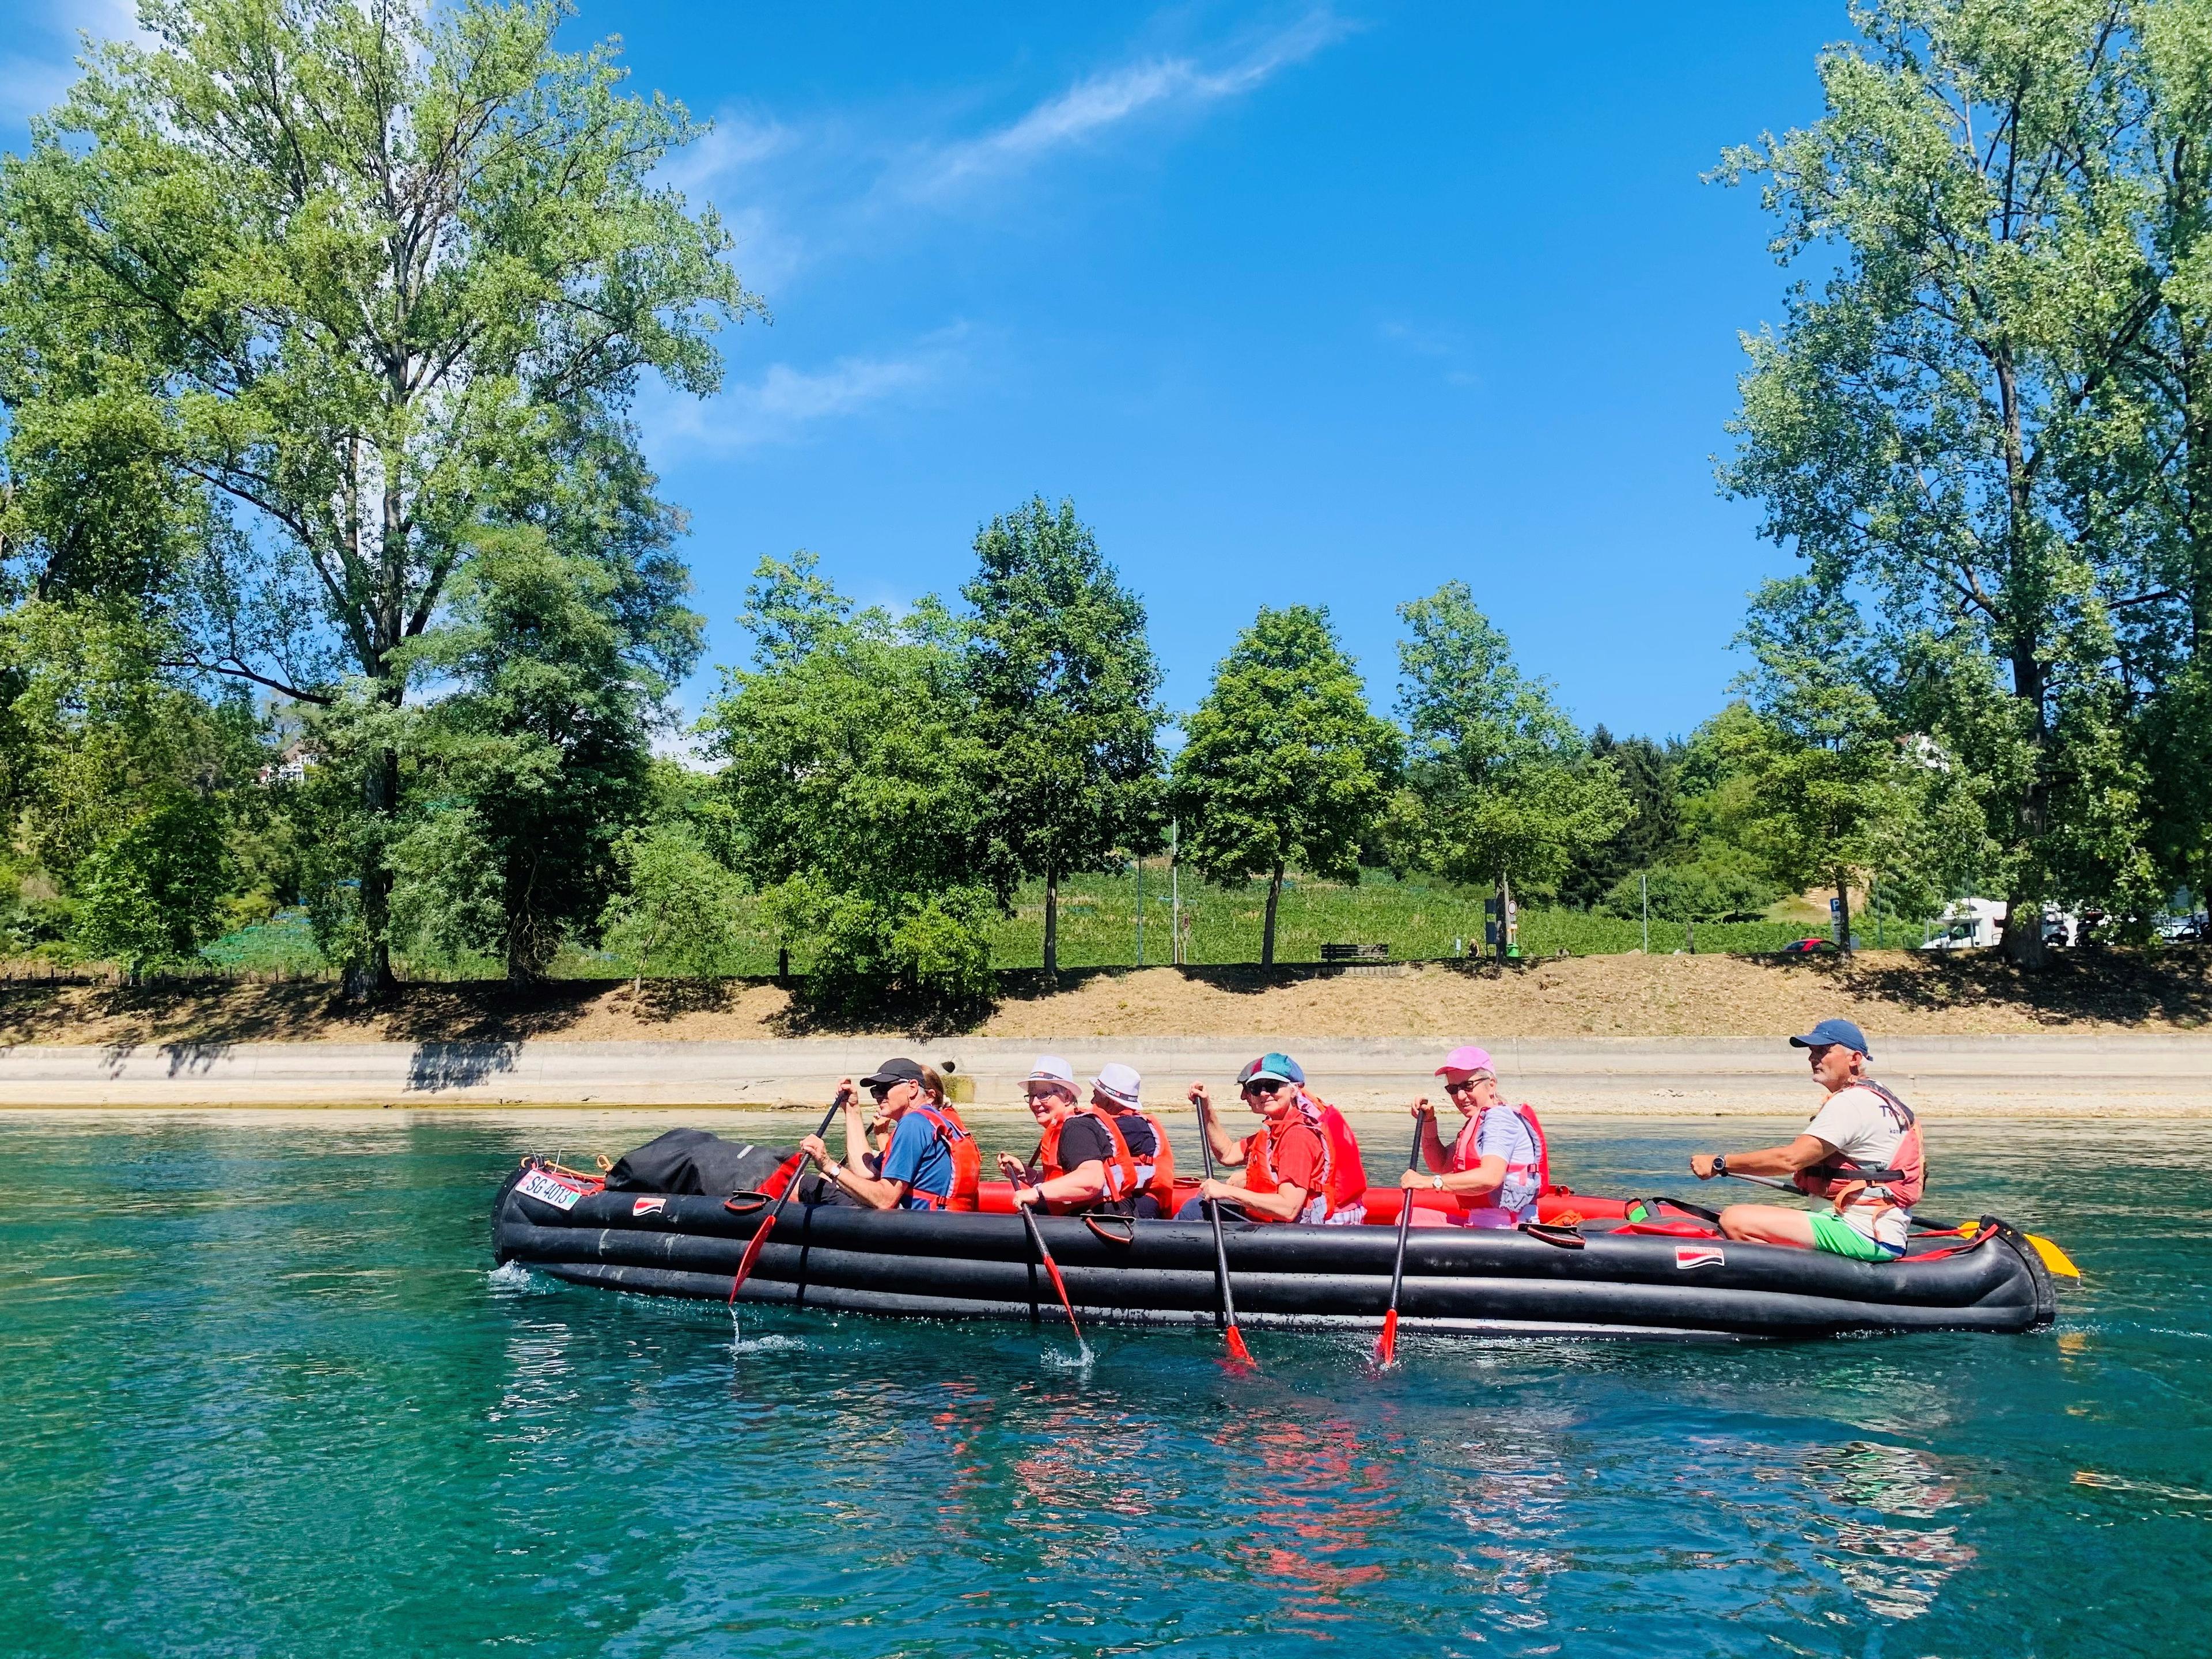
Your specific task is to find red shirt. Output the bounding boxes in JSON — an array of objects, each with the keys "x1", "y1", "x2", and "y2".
[{"x1": 1252, "y1": 1122, "x2": 1325, "y2": 1196}]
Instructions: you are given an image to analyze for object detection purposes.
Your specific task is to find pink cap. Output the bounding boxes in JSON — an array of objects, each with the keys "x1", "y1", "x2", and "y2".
[{"x1": 1437, "y1": 1044, "x2": 1495, "y2": 1077}]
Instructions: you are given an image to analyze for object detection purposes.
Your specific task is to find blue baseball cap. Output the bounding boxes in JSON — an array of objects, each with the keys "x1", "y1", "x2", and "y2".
[
  {"x1": 1237, "y1": 1052, "x2": 1305, "y2": 1086},
  {"x1": 1790, "y1": 1018, "x2": 1870, "y2": 1056}
]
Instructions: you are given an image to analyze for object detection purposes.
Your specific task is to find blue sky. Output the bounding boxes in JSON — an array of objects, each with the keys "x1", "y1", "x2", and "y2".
[{"x1": 3, "y1": 2, "x2": 1847, "y2": 739}]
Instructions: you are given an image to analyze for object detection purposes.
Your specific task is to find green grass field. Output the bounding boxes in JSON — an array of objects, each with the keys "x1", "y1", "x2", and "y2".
[
  {"x1": 982, "y1": 866, "x2": 1812, "y2": 968},
  {"x1": 196, "y1": 868, "x2": 1826, "y2": 981}
]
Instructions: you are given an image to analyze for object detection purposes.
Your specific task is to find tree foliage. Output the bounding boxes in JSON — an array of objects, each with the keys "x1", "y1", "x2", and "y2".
[
  {"x1": 963, "y1": 497, "x2": 1164, "y2": 974},
  {"x1": 1171, "y1": 605, "x2": 1399, "y2": 967},
  {"x1": 1718, "y1": 0, "x2": 2206, "y2": 961},
  {"x1": 1391, "y1": 582, "x2": 1630, "y2": 907},
  {"x1": 0, "y1": 0, "x2": 749, "y2": 988},
  {"x1": 599, "y1": 821, "x2": 747, "y2": 994},
  {"x1": 702, "y1": 560, "x2": 994, "y2": 1017}
]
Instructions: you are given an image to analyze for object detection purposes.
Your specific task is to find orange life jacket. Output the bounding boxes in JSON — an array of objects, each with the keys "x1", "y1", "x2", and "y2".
[
  {"x1": 1038, "y1": 1106, "x2": 1177, "y2": 1214},
  {"x1": 1242, "y1": 1093, "x2": 1365, "y2": 1224},
  {"x1": 1301, "y1": 1091, "x2": 1369, "y2": 1217},
  {"x1": 1792, "y1": 1080, "x2": 1925, "y2": 1211},
  {"x1": 906, "y1": 1104, "x2": 981, "y2": 1212}
]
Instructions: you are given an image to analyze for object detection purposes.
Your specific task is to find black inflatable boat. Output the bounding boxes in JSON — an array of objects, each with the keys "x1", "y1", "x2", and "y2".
[{"x1": 491, "y1": 1161, "x2": 2060, "y2": 1342}]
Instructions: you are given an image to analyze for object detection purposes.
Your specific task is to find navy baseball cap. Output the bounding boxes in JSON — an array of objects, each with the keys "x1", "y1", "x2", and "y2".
[{"x1": 1789, "y1": 1018, "x2": 1870, "y2": 1056}]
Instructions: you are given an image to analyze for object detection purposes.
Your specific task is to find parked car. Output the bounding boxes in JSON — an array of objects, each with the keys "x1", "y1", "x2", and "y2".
[
  {"x1": 2156, "y1": 914, "x2": 2207, "y2": 943},
  {"x1": 1779, "y1": 937, "x2": 1839, "y2": 956}
]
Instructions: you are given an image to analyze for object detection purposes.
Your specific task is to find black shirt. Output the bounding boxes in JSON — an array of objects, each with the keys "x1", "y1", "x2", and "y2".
[{"x1": 1057, "y1": 1111, "x2": 1157, "y2": 1172}]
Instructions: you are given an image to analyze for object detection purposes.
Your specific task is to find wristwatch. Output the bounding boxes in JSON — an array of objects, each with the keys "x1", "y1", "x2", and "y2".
[
  {"x1": 1430, "y1": 1172, "x2": 1445, "y2": 1191},
  {"x1": 1713, "y1": 1154, "x2": 1729, "y2": 1177}
]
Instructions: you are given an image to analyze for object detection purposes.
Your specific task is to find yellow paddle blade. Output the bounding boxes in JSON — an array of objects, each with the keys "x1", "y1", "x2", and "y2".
[{"x1": 2027, "y1": 1232, "x2": 2081, "y2": 1280}]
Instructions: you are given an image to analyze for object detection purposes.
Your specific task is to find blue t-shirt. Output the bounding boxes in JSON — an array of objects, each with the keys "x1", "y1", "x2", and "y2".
[
  {"x1": 878, "y1": 1109, "x2": 955, "y2": 1210},
  {"x1": 1471, "y1": 1107, "x2": 1541, "y2": 1219}
]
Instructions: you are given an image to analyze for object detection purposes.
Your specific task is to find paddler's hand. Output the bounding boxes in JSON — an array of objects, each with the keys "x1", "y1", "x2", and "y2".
[
  {"x1": 995, "y1": 1151, "x2": 1028, "y2": 1181},
  {"x1": 1690, "y1": 1153, "x2": 1719, "y2": 1180},
  {"x1": 1409, "y1": 1095, "x2": 1434, "y2": 1120},
  {"x1": 1198, "y1": 1177, "x2": 1235, "y2": 1203},
  {"x1": 1188, "y1": 1082, "x2": 1211, "y2": 1117},
  {"x1": 1398, "y1": 1168, "x2": 1429, "y2": 1191},
  {"x1": 1013, "y1": 1185, "x2": 1043, "y2": 1210},
  {"x1": 799, "y1": 1134, "x2": 833, "y2": 1169}
]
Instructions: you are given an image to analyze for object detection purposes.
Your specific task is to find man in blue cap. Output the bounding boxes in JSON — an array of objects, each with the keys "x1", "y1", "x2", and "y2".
[{"x1": 1687, "y1": 1018, "x2": 1926, "y2": 1261}]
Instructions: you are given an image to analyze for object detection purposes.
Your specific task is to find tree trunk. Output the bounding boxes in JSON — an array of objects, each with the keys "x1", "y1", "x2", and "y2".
[
  {"x1": 777, "y1": 945, "x2": 790, "y2": 984},
  {"x1": 1043, "y1": 864, "x2": 1059, "y2": 978},
  {"x1": 349, "y1": 737, "x2": 401, "y2": 1001},
  {"x1": 1833, "y1": 868, "x2": 1853, "y2": 955},
  {"x1": 1262, "y1": 862, "x2": 1283, "y2": 969},
  {"x1": 2003, "y1": 894, "x2": 2048, "y2": 969}
]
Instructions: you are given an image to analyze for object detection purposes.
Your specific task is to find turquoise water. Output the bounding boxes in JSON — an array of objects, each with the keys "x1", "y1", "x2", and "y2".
[{"x1": 4, "y1": 1113, "x2": 2207, "y2": 1658}]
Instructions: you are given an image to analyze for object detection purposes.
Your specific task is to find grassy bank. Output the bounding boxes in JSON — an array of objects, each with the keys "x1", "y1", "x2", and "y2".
[{"x1": 190, "y1": 870, "x2": 1822, "y2": 983}]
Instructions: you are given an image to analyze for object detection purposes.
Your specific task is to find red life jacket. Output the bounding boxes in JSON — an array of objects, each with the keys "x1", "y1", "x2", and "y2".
[
  {"x1": 1242, "y1": 1092, "x2": 1365, "y2": 1224},
  {"x1": 1449, "y1": 1101, "x2": 1551, "y2": 1214},
  {"x1": 906, "y1": 1104, "x2": 981, "y2": 1213},
  {"x1": 1041, "y1": 1107, "x2": 1179, "y2": 1214},
  {"x1": 1793, "y1": 1080, "x2": 1925, "y2": 1211}
]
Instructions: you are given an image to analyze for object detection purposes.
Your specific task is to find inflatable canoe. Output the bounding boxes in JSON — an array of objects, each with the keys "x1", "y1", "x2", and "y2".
[{"x1": 491, "y1": 1161, "x2": 2060, "y2": 1342}]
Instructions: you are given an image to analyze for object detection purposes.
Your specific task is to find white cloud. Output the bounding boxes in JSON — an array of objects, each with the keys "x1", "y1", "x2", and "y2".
[
  {"x1": 661, "y1": 111, "x2": 793, "y2": 198},
  {"x1": 641, "y1": 328, "x2": 969, "y2": 456},
  {"x1": 902, "y1": 9, "x2": 1351, "y2": 199}
]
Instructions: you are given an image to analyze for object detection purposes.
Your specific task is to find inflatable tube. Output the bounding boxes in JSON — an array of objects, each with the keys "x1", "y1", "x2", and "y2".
[{"x1": 491, "y1": 1162, "x2": 2057, "y2": 1342}]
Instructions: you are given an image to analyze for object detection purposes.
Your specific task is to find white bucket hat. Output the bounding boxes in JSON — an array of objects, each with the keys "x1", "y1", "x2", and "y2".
[
  {"x1": 1026, "y1": 1055, "x2": 1076, "y2": 1091},
  {"x1": 1091, "y1": 1062, "x2": 1142, "y2": 1111}
]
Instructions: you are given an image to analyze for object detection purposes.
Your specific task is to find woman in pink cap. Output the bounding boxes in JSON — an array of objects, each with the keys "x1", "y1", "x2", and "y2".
[{"x1": 1402, "y1": 1043, "x2": 1550, "y2": 1228}]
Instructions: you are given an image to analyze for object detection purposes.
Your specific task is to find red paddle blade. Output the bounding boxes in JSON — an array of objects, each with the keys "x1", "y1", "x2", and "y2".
[
  {"x1": 728, "y1": 1213, "x2": 778, "y2": 1303},
  {"x1": 1040, "y1": 1257, "x2": 1084, "y2": 1340},
  {"x1": 1223, "y1": 1324, "x2": 1256, "y2": 1370},
  {"x1": 1373, "y1": 1308, "x2": 1400, "y2": 1370}
]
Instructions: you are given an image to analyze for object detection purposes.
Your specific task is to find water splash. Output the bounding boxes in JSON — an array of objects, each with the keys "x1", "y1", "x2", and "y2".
[
  {"x1": 1041, "y1": 1342, "x2": 1095, "y2": 1372},
  {"x1": 486, "y1": 1261, "x2": 540, "y2": 1296}
]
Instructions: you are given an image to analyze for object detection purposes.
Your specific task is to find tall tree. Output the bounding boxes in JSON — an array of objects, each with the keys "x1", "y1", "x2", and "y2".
[
  {"x1": 1171, "y1": 606, "x2": 1399, "y2": 968},
  {"x1": 1719, "y1": 0, "x2": 2165, "y2": 965},
  {"x1": 963, "y1": 497, "x2": 1164, "y2": 976},
  {"x1": 0, "y1": 0, "x2": 753, "y2": 993},
  {"x1": 702, "y1": 563, "x2": 994, "y2": 1017},
  {"x1": 388, "y1": 528, "x2": 683, "y2": 980},
  {"x1": 1560, "y1": 727, "x2": 1684, "y2": 908},
  {"x1": 1392, "y1": 581, "x2": 1630, "y2": 949}
]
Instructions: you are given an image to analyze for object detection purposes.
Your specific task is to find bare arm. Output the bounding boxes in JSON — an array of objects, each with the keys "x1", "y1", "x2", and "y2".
[
  {"x1": 1691, "y1": 1134, "x2": 1833, "y2": 1181},
  {"x1": 1015, "y1": 1160, "x2": 1110, "y2": 1211},
  {"x1": 1411, "y1": 1099, "x2": 1449, "y2": 1173}
]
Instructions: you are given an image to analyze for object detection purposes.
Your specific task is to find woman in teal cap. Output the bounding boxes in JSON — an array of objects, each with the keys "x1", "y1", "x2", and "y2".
[{"x1": 1403, "y1": 1043, "x2": 1549, "y2": 1228}]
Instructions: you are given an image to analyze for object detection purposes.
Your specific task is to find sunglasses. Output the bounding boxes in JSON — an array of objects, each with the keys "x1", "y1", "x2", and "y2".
[
  {"x1": 1240, "y1": 1079, "x2": 1292, "y2": 1097},
  {"x1": 1444, "y1": 1075, "x2": 1496, "y2": 1094}
]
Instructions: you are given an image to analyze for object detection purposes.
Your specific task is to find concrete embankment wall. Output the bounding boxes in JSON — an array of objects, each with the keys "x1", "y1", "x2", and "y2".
[{"x1": 2, "y1": 1034, "x2": 2207, "y2": 1116}]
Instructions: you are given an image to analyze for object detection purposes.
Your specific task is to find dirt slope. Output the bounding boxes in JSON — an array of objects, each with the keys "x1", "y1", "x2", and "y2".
[{"x1": 4, "y1": 948, "x2": 2206, "y2": 1047}]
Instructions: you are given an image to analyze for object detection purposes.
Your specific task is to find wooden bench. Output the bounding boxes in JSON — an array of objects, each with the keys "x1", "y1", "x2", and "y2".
[{"x1": 1320, "y1": 943, "x2": 1391, "y2": 963}]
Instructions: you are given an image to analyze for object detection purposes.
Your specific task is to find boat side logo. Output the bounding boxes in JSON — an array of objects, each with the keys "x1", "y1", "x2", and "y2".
[
  {"x1": 1675, "y1": 1245, "x2": 1725, "y2": 1270},
  {"x1": 631, "y1": 1196, "x2": 668, "y2": 1217}
]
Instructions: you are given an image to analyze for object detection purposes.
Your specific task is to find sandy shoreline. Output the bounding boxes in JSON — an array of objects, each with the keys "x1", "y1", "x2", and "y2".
[{"x1": 3, "y1": 1032, "x2": 2206, "y2": 1118}]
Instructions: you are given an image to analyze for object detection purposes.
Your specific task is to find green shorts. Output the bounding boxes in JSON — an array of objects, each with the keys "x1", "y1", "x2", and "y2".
[{"x1": 1808, "y1": 1211, "x2": 1896, "y2": 1262}]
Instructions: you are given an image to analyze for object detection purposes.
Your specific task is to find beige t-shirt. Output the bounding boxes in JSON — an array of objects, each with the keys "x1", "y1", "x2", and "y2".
[{"x1": 1805, "y1": 1083, "x2": 1913, "y2": 1249}]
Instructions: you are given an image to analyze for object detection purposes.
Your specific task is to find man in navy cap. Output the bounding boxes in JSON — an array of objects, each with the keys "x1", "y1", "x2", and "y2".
[{"x1": 1688, "y1": 1018, "x2": 1926, "y2": 1261}]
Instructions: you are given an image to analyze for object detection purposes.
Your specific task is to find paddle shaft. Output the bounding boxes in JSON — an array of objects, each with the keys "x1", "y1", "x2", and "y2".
[
  {"x1": 728, "y1": 1096, "x2": 845, "y2": 1304},
  {"x1": 1018, "y1": 1202, "x2": 1085, "y2": 1341},
  {"x1": 1717, "y1": 1166, "x2": 1975, "y2": 1236},
  {"x1": 1194, "y1": 1098, "x2": 1251, "y2": 1359},
  {"x1": 1374, "y1": 1113, "x2": 1429, "y2": 1365}
]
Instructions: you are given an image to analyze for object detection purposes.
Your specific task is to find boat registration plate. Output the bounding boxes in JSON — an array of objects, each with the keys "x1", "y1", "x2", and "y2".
[{"x1": 518, "y1": 1169, "x2": 584, "y2": 1210}]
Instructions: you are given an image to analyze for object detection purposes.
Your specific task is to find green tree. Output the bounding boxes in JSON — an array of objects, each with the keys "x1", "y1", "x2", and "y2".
[
  {"x1": 701, "y1": 562, "x2": 994, "y2": 1017},
  {"x1": 1719, "y1": 0, "x2": 2166, "y2": 965},
  {"x1": 1171, "y1": 605, "x2": 1399, "y2": 968},
  {"x1": 963, "y1": 497, "x2": 1164, "y2": 975},
  {"x1": 598, "y1": 821, "x2": 746, "y2": 995},
  {"x1": 0, "y1": 0, "x2": 755, "y2": 993},
  {"x1": 1717, "y1": 579, "x2": 1983, "y2": 949},
  {"x1": 1391, "y1": 582, "x2": 1630, "y2": 952},
  {"x1": 1601, "y1": 858, "x2": 1778, "y2": 925},
  {"x1": 74, "y1": 797, "x2": 232, "y2": 978},
  {"x1": 1560, "y1": 728, "x2": 1685, "y2": 908},
  {"x1": 388, "y1": 529, "x2": 683, "y2": 980}
]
